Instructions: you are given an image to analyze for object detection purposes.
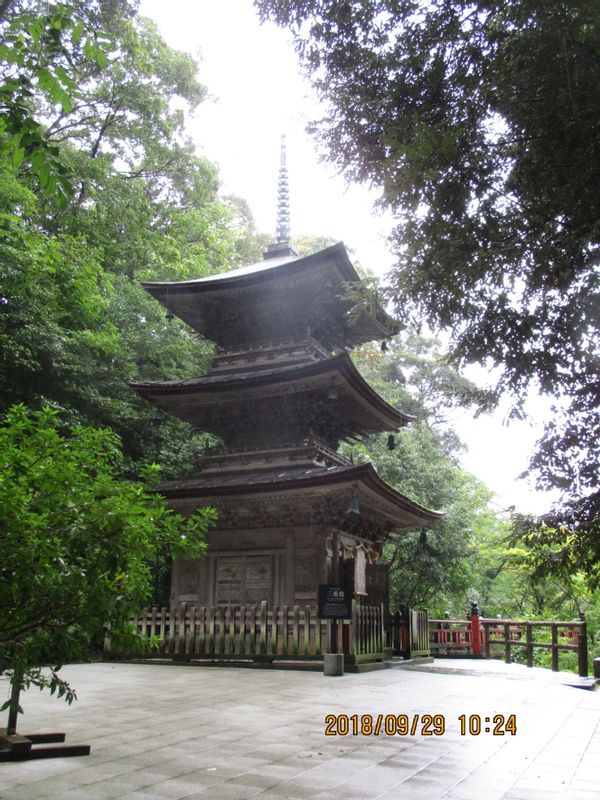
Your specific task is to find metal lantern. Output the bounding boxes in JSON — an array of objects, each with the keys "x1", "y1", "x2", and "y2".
[{"x1": 345, "y1": 493, "x2": 361, "y2": 522}]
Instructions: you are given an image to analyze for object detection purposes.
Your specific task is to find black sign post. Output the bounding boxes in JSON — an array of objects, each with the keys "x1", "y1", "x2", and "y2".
[{"x1": 318, "y1": 585, "x2": 353, "y2": 655}]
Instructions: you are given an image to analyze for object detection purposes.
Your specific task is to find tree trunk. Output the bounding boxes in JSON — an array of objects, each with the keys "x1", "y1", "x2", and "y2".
[{"x1": 6, "y1": 663, "x2": 23, "y2": 736}]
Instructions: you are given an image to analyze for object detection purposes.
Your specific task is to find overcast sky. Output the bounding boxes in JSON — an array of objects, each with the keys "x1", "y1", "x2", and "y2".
[{"x1": 139, "y1": 0, "x2": 559, "y2": 515}]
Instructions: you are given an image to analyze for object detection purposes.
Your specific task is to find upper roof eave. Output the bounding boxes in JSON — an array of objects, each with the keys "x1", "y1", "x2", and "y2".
[
  {"x1": 141, "y1": 242, "x2": 400, "y2": 341},
  {"x1": 141, "y1": 243, "x2": 352, "y2": 293}
]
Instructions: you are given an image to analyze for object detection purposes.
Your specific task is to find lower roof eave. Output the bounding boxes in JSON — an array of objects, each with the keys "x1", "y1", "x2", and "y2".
[{"x1": 157, "y1": 462, "x2": 443, "y2": 528}]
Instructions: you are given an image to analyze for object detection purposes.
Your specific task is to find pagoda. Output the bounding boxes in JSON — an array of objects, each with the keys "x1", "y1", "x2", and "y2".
[{"x1": 132, "y1": 138, "x2": 442, "y2": 612}]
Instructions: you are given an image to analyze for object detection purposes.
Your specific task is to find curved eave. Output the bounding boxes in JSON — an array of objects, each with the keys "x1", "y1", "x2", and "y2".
[
  {"x1": 130, "y1": 351, "x2": 414, "y2": 430},
  {"x1": 142, "y1": 242, "x2": 400, "y2": 343},
  {"x1": 143, "y1": 243, "x2": 353, "y2": 294},
  {"x1": 159, "y1": 462, "x2": 444, "y2": 528}
]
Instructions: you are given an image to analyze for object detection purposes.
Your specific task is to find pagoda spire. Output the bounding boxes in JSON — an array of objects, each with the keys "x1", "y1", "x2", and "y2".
[
  {"x1": 264, "y1": 133, "x2": 299, "y2": 260},
  {"x1": 276, "y1": 134, "x2": 290, "y2": 244}
]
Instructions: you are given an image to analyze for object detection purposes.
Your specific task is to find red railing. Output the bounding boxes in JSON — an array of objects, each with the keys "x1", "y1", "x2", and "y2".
[{"x1": 429, "y1": 611, "x2": 589, "y2": 677}]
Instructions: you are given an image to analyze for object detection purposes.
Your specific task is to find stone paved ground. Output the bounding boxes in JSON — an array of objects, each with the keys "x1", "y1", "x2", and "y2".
[{"x1": 0, "y1": 660, "x2": 598, "y2": 800}]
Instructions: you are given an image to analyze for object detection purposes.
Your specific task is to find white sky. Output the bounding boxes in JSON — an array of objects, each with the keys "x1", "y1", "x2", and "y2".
[{"x1": 139, "y1": 0, "x2": 560, "y2": 515}]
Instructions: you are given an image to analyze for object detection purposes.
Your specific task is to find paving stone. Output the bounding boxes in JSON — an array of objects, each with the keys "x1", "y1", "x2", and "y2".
[{"x1": 0, "y1": 660, "x2": 598, "y2": 800}]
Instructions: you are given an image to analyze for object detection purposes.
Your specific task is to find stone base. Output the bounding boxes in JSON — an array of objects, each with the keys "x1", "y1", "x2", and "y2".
[{"x1": 323, "y1": 653, "x2": 344, "y2": 676}]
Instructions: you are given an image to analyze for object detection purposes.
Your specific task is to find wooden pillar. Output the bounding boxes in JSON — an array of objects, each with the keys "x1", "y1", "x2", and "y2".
[{"x1": 285, "y1": 531, "x2": 295, "y2": 605}]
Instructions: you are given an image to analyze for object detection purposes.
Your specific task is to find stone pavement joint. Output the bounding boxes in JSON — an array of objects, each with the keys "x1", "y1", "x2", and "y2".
[{"x1": 0, "y1": 659, "x2": 598, "y2": 800}]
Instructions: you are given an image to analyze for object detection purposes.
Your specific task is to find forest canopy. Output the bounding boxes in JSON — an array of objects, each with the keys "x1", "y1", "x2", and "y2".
[{"x1": 255, "y1": 0, "x2": 600, "y2": 583}]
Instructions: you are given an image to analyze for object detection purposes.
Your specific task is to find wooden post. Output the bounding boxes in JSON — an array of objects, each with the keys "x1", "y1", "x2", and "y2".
[
  {"x1": 470, "y1": 602, "x2": 481, "y2": 657},
  {"x1": 349, "y1": 601, "x2": 357, "y2": 658},
  {"x1": 551, "y1": 624, "x2": 559, "y2": 671},
  {"x1": 330, "y1": 531, "x2": 340, "y2": 655},
  {"x1": 160, "y1": 607, "x2": 167, "y2": 653},
  {"x1": 482, "y1": 622, "x2": 491, "y2": 658},
  {"x1": 280, "y1": 605, "x2": 288, "y2": 655},
  {"x1": 526, "y1": 622, "x2": 533, "y2": 667},
  {"x1": 260, "y1": 601, "x2": 268, "y2": 655},
  {"x1": 168, "y1": 607, "x2": 175, "y2": 654},
  {"x1": 578, "y1": 616, "x2": 588, "y2": 678},
  {"x1": 503, "y1": 623, "x2": 511, "y2": 663},
  {"x1": 303, "y1": 605, "x2": 311, "y2": 655},
  {"x1": 197, "y1": 606, "x2": 205, "y2": 655}
]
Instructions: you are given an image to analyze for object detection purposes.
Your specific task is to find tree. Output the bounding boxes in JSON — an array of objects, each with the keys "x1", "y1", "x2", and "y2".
[
  {"x1": 347, "y1": 335, "x2": 497, "y2": 612},
  {"x1": 0, "y1": 0, "x2": 125, "y2": 200},
  {"x1": 0, "y1": 404, "x2": 216, "y2": 734},
  {"x1": 0, "y1": 3, "x2": 265, "y2": 476},
  {"x1": 255, "y1": 0, "x2": 600, "y2": 576}
]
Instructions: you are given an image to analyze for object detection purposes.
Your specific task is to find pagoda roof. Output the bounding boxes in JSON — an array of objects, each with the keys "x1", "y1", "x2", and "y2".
[
  {"x1": 156, "y1": 462, "x2": 443, "y2": 532},
  {"x1": 141, "y1": 243, "x2": 399, "y2": 350},
  {"x1": 130, "y1": 352, "x2": 413, "y2": 445}
]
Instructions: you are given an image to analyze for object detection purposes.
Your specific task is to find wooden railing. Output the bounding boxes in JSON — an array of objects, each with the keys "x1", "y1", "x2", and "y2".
[
  {"x1": 429, "y1": 614, "x2": 589, "y2": 677},
  {"x1": 115, "y1": 602, "x2": 384, "y2": 664}
]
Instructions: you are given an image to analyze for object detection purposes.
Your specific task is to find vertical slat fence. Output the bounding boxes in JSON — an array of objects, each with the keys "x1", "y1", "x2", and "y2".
[{"x1": 121, "y1": 603, "x2": 385, "y2": 662}]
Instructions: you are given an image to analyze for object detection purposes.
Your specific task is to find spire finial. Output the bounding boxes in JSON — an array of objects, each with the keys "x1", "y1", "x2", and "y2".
[
  {"x1": 264, "y1": 134, "x2": 299, "y2": 260},
  {"x1": 276, "y1": 133, "x2": 290, "y2": 244}
]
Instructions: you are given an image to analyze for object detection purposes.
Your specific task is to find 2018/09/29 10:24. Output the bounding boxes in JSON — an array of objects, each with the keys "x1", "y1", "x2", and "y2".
[{"x1": 323, "y1": 714, "x2": 517, "y2": 736}]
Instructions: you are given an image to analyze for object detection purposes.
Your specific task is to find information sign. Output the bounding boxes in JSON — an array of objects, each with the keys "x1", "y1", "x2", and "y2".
[{"x1": 318, "y1": 584, "x2": 353, "y2": 620}]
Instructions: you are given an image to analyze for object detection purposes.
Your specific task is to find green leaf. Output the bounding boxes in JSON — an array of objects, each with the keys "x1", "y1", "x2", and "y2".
[
  {"x1": 71, "y1": 21, "x2": 84, "y2": 45},
  {"x1": 12, "y1": 147, "x2": 25, "y2": 168}
]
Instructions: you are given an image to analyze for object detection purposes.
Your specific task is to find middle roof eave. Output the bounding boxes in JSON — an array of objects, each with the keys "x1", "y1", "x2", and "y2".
[{"x1": 130, "y1": 351, "x2": 414, "y2": 430}]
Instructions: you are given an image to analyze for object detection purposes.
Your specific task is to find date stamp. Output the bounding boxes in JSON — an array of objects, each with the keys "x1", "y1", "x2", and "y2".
[{"x1": 324, "y1": 713, "x2": 517, "y2": 737}]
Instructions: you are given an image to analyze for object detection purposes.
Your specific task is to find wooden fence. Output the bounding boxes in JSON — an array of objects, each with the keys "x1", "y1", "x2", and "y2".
[
  {"x1": 390, "y1": 607, "x2": 430, "y2": 658},
  {"x1": 430, "y1": 614, "x2": 589, "y2": 677},
  {"x1": 116, "y1": 602, "x2": 384, "y2": 664}
]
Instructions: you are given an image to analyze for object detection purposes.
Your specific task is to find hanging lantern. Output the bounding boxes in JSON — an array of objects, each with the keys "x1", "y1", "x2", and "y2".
[
  {"x1": 345, "y1": 493, "x2": 361, "y2": 522},
  {"x1": 381, "y1": 340, "x2": 388, "y2": 352},
  {"x1": 152, "y1": 408, "x2": 165, "y2": 427},
  {"x1": 387, "y1": 434, "x2": 396, "y2": 450},
  {"x1": 165, "y1": 310, "x2": 174, "y2": 321}
]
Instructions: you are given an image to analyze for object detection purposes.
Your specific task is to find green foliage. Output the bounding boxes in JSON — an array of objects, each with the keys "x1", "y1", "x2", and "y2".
[
  {"x1": 0, "y1": 3, "x2": 265, "y2": 476},
  {"x1": 0, "y1": 0, "x2": 120, "y2": 200},
  {"x1": 347, "y1": 336, "x2": 497, "y2": 612},
  {"x1": 256, "y1": 0, "x2": 600, "y2": 571},
  {"x1": 471, "y1": 513, "x2": 600, "y2": 673},
  {"x1": 0, "y1": 404, "x2": 216, "y2": 720}
]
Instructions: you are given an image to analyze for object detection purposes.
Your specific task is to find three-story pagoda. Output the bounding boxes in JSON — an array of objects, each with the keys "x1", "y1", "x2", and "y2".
[{"x1": 132, "y1": 143, "x2": 442, "y2": 611}]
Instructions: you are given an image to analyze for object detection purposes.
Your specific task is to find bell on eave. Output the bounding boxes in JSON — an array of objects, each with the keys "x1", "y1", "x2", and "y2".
[
  {"x1": 327, "y1": 386, "x2": 339, "y2": 401},
  {"x1": 165, "y1": 310, "x2": 174, "y2": 322},
  {"x1": 345, "y1": 493, "x2": 361, "y2": 522},
  {"x1": 152, "y1": 408, "x2": 165, "y2": 427},
  {"x1": 387, "y1": 434, "x2": 396, "y2": 450},
  {"x1": 381, "y1": 340, "x2": 388, "y2": 352}
]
